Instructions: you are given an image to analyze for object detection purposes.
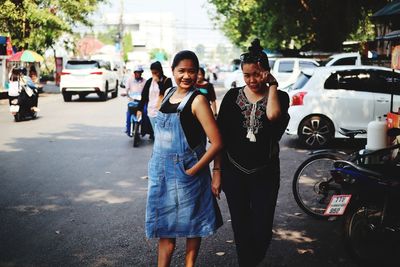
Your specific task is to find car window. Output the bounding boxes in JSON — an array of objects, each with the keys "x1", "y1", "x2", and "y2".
[
  {"x1": 299, "y1": 61, "x2": 318, "y2": 69},
  {"x1": 319, "y1": 57, "x2": 333, "y2": 66},
  {"x1": 325, "y1": 70, "x2": 375, "y2": 92},
  {"x1": 371, "y1": 70, "x2": 400, "y2": 95},
  {"x1": 331, "y1": 57, "x2": 357, "y2": 66},
  {"x1": 278, "y1": 61, "x2": 294, "y2": 73},
  {"x1": 65, "y1": 60, "x2": 100, "y2": 69},
  {"x1": 290, "y1": 73, "x2": 311, "y2": 90}
]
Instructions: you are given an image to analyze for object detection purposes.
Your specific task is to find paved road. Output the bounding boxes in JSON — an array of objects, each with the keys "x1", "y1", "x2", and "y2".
[{"x1": 0, "y1": 88, "x2": 360, "y2": 266}]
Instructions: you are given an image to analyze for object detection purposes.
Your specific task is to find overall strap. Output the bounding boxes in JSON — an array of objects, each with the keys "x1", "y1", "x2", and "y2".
[
  {"x1": 177, "y1": 88, "x2": 197, "y2": 112},
  {"x1": 161, "y1": 86, "x2": 177, "y2": 106}
]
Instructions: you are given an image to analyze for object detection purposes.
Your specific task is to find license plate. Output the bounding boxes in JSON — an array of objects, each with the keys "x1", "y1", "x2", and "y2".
[
  {"x1": 9, "y1": 105, "x2": 19, "y2": 113},
  {"x1": 324, "y1": 194, "x2": 352, "y2": 216}
]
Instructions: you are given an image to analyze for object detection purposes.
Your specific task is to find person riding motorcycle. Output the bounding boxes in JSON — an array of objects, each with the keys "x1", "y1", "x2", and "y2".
[
  {"x1": 20, "y1": 67, "x2": 39, "y2": 112},
  {"x1": 123, "y1": 66, "x2": 147, "y2": 136},
  {"x1": 8, "y1": 67, "x2": 40, "y2": 121}
]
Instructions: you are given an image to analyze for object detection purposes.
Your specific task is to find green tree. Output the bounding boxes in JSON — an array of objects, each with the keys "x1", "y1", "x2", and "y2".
[
  {"x1": 122, "y1": 32, "x2": 133, "y2": 63},
  {"x1": 149, "y1": 48, "x2": 168, "y2": 62},
  {"x1": 208, "y1": 0, "x2": 388, "y2": 51},
  {"x1": 0, "y1": 0, "x2": 106, "y2": 53},
  {"x1": 97, "y1": 27, "x2": 119, "y2": 45}
]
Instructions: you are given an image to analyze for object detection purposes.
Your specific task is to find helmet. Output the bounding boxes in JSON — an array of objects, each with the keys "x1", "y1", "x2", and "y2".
[
  {"x1": 133, "y1": 65, "x2": 144, "y2": 73},
  {"x1": 19, "y1": 67, "x2": 27, "y2": 75}
]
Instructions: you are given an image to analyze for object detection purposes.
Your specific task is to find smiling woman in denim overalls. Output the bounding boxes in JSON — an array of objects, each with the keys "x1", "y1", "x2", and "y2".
[{"x1": 145, "y1": 50, "x2": 223, "y2": 267}]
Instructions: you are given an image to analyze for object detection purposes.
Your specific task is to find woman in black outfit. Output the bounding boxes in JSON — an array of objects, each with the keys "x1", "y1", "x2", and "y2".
[
  {"x1": 212, "y1": 38, "x2": 290, "y2": 267},
  {"x1": 138, "y1": 61, "x2": 173, "y2": 137}
]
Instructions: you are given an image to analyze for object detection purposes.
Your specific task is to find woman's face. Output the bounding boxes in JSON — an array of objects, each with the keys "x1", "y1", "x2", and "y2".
[
  {"x1": 151, "y1": 69, "x2": 161, "y2": 78},
  {"x1": 172, "y1": 59, "x2": 197, "y2": 90},
  {"x1": 197, "y1": 70, "x2": 205, "y2": 83},
  {"x1": 242, "y1": 63, "x2": 266, "y2": 91}
]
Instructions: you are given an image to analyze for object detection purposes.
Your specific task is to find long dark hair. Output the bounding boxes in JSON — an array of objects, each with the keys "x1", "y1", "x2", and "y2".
[
  {"x1": 10, "y1": 68, "x2": 21, "y2": 82},
  {"x1": 240, "y1": 38, "x2": 270, "y2": 71},
  {"x1": 150, "y1": 61, "x2": 164, "y2": 77},
  {"x1": 171, "y1": 50, "x2": 199, "y2": 71}
]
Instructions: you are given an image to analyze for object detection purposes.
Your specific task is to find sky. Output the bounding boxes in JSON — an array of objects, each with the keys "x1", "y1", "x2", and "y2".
[{"x1": 95, "y1": 0, "x2": 230, "y2": 47}]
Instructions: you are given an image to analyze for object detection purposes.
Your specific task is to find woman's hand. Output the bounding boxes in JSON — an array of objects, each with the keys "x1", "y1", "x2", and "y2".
[
  {"x1": 211, "y1": 171, "x2": 221, "y2": 199},
  {"x1": 185, "y1": 167, "x2": 196, "y2": 176},
  {"x1": 152, "y1": 74, "x2": 160, "y2": 83},
  {"x1": 257, "y1": 62, "x2": 270, "y2": 84}
]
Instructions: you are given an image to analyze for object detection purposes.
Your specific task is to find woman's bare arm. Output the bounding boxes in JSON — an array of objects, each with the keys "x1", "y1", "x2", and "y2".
[{"x1": 186, "y1": 95, "x2": 223, "y2": 176}]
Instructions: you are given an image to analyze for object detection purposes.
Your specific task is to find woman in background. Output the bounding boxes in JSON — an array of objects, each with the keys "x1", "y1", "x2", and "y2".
[
  {"x1": 138, "y1": 61, "x2": 172, "y2": 137},
  {"x1": 196, "y1": 67, "x2": 217, "y2": 117}
]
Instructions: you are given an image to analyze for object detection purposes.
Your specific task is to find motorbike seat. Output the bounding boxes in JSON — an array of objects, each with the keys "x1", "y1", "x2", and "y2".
[{"x1": 339, "y1": 128, "x2": 367, "y2": 139}]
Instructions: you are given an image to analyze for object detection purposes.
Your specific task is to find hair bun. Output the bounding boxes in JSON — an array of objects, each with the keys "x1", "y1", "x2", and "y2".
[{"x1": 248, "y1": 38, "x2": 264, "y2": 54}]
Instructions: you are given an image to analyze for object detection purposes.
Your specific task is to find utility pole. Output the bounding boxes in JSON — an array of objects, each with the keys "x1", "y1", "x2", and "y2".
[{"x1": 118, "y1": 0, "x2": 124, "y2": 57}]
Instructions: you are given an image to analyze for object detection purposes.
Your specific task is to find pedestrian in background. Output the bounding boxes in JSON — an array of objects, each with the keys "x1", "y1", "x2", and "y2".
[
  {"x1": 145, "y1": 50, "x2": 223, "y2": 267},
  {"x1": 196, "y1": 67, "x2": 217, "y2": 117},
  {"x1": 213, "y1": 38, "x2": 290, "y2": 267},
  {"x1": 138, "y1": 61, "x2": 173, "y2": 138}
]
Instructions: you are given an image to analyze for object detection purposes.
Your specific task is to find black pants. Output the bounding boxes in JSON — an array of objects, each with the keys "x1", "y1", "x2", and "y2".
[{"x1": 222, "y1": 159, "x2": 280, "y2": 267}]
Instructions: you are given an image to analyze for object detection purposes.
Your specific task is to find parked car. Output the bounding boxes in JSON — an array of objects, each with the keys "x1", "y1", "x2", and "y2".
[
  {"x1": 60, "y1": 59, "x2": 119, "y2": 102},
  {"x1": 272, "y1": 58, "x2": 319, "y2": 89},
  {"x1": 223, "y1": 57, "x2": 319, "y2": 90},
  {"x1": 286, "y1": 65, "x2": 400, "y2": 148},
  {"x1": 320, "y1": 52, "x2": 362, "y2": 67}
]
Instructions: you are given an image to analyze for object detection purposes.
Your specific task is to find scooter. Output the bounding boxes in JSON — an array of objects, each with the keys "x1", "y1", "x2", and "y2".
[
  {"x1": 8, "y1": 85, "x2": 39, "y2": 122},
  {"x1": 328, "y1": 128, "x2": 400, "y2": 265},
  {"x1": 128, "y1": 99, "x2": 142, "y2": 147},
  {"x1": 124, "y1": 91, "x2": 143, "y2": 147}
]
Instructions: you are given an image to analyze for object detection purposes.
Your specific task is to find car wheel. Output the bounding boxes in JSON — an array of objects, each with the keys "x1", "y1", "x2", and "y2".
[
  {"x1": 62, "y1": 92, "x2": 72, "y2": 102},
  {"x1": 298, "y1": 115, "x2": 334, "y2": 148},
  {"x1": 111, "y1": 80, "x2": 118, "y2": 98},
  {"x1": 101, "y1": 83, "x2": 108, "y2": 101}
]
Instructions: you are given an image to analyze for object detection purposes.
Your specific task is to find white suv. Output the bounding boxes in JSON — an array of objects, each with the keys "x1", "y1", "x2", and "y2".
[
  {"x1": 60, "y1": 60, "x2": 119, "y2": 102},
  {"x1": 286, "y1": 66, "x2": 400, "y2": 148}
]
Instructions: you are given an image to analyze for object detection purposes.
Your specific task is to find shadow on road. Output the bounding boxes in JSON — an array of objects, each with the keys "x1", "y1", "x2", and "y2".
[{"x1": 0, "y1": 125, "x2": 359, "y2": 267}]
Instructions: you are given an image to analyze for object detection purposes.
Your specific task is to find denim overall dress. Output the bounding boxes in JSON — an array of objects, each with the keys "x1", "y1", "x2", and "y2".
[{"x1": 145, "y1": 88, "x2": 221, "y2": 238}]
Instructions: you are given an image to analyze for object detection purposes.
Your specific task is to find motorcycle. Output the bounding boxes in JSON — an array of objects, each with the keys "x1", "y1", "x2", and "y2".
[
  {"x1": 328, "y1": 128, "x2": 400, "y2": 265},
  {"x1": 128, "y1": 98, "x2": 142, "y2": 147},
  {"x1": 8, "y1": 82, "x2": 39, "y2": 122}
]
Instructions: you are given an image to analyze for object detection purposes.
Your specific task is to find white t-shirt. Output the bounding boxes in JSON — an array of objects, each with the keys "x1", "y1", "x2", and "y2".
[
  {"x1": 8, "y1": 81, "x2": 20, "y2": 97},
  {"x1": 147, "y1": 80, "x2": 161, "y2": 118},
  {"x1": 126, "y1": 77, "x2": 146, "y2": 101}
]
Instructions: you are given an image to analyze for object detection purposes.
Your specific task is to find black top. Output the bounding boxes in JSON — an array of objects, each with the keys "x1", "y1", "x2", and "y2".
[
  {"x1": 159, "y1": 90, "x2": 206, "y2": 149},
  {"x1": 196, "y1": 82, "x2": 216, "y2": 103},
  {"x1": 217, "y1": 87, "x2": 290, "y2": 170},
  {"x1": 138, "y1": 75, "x2": 173, "y2": 111}
]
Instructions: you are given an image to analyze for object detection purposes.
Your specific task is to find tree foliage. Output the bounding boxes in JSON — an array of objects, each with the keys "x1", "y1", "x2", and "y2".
[
  {"x1": 0, "y1": 0, "x2": 106, "y2": 53},
  {"x1": 149, "y1": 48, "x2": 168, "y2": 62},
  {"x1": 122, "y1": 32, "x2": 133, "y2": 63},
  {"x1": 208, "y1": 0, "x2": 390, "y2": 51}
]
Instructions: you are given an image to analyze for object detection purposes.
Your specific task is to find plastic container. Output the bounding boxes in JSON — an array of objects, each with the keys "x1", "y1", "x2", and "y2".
[{"x1": 365, "y1": 116, "x2": 387, "y2": 151}]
